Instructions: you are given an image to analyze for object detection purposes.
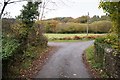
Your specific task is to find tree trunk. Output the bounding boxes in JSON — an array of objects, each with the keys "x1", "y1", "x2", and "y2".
[{"x1": 0, "y1": 2, "x2": 8, "y2": 19}]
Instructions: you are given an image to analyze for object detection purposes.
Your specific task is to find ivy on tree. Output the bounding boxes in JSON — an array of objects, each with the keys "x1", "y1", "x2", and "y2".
[
  {"x1": 99, "y1": 1, "x2": 120, "y2": 50},
  {"x1": 99, "y1": 2, "x2": 120, "y2": 35}
]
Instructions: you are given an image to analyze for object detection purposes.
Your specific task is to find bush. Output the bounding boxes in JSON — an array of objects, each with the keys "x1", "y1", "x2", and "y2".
[
  {"x1": 95, "y1": 33, "x2": 118, "y2": 50},
  {"x1": 73, "y1": 36, "x2": 82, "y2": 40},
  {"x1": 56, "y1": 22, "x2": 87, "y2": 33},
  {"x1": 2, "y1": 36, "x2": 20, "y2": 60},
  {"x1": 104, "y1": 34, "x2": 118, "y2": 50},
  {"x1": 2, "y1": 18, "x2": 48, "y2": 78},
  {"x1": 89, "y1": 21, "x2": 112, "y2": 33},
  {"x1": 43, "y1": 20, "x2": 59, "y2": 33},
  {"x1": 36, "y1": 35, "x2": 48, "y2": 48}
]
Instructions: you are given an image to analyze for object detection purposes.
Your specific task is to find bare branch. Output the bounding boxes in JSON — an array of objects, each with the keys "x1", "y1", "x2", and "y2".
[
  {"x1": 8, "y1": 0, "x2": 26, "y2": 4},
  {"x1": 0, "y1": 0, "x2": 27, "y2": 19},
  {"x1": 39, "y1": 0, "x2": 58, "y2": 20},
  {"x1": 40, "y1": 0, "x2": 45, "y2": 20},
  {"x1": 7, "y1": 0, "x2": 11, "y2": 3}
]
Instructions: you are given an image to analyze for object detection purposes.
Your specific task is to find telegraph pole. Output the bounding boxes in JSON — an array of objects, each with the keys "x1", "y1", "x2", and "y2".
[{"x1": 87, "y1": 12, "x2": 89, "y2": 36}]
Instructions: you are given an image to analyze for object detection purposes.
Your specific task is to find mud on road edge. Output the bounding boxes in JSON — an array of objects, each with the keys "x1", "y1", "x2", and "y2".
[{"x1": 82, "y1": 51, "x2": 100, "y2": 78}]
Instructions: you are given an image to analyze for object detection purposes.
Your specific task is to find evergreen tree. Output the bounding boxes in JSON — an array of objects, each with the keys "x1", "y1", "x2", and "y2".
[{"x1": 17, "y1": 2, "x2": 41, "y2": 28}]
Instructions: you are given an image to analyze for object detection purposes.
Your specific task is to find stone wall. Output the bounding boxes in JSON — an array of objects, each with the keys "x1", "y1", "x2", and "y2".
[{"x1": 94, "y1": 42, "x2": 120, "y2": 78}]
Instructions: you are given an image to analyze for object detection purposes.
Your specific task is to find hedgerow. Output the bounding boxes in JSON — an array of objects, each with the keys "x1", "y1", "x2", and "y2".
[
  {"x1": 43, "y1": 21, "x2": 112, "y2": 33},
  {"x1": 94, "y1": 33, "x2": 119, "y2": 78}
]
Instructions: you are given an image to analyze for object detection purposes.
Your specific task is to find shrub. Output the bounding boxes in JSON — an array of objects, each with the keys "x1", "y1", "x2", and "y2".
[
  {"x1": 2, "y1": 18, "x2": 48, "y2": 78},
  {"x1": 56, "y1": 22, "x2": 87, "y2": 33},
  {"x1": 73, "y1": 36, "x2": 81, "y2": 40},
  {"x1": 104, "y1": 34, "x2": 118, "y2": 50},
  {"x1": 90, "y1": 21, "x2": 112, "y2": 33},
  {"x1": 2, "y1": 37, "x2": 20, "y2": 60},
  {"x1": 36, "y1": 35, "x2": 48, "y2": 48},
  {"x1": 63, "y1": 37, "x2": 72, "y2": 40},
  {"x1": 95, "y1": 33, "x2": 118, "y2": 50},
  {"x1": 95, "y1": 36, "x2": 106, "y2": 44}
]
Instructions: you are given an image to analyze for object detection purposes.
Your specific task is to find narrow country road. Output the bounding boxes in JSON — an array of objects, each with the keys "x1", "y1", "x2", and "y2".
[{"x1": 35, "y1": 41, "x2": 94, "y2": 78}]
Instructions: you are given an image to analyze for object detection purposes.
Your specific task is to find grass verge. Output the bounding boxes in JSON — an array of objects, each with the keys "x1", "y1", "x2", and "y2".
[
  {"x1": 49, "y1": 39, "x2": 89, "y2": 42},
  {"x1": 3, "y1": 45, "x2": 54, "y2": 79},
  {"x1": 84, "y1": 45, "x2": 109, "y2": 78}
]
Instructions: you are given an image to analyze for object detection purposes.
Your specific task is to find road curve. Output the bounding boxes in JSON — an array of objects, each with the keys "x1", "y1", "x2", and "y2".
[{"x1": 35, "y1": 41, "x2": 94, "y2": 78}]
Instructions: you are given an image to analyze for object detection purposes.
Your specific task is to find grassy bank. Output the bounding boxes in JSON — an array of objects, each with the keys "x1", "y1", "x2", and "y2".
[{"x1": 85, "y1": 45, "x2": 109, "y2": 78}]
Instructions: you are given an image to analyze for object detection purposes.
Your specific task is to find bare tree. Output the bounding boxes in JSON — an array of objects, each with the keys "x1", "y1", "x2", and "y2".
[
  {"x1": 38, "y1": 0, "x2": 71, "y2": 20},
  {"x1": 0, "y1": 0, "x2": 71, "y2": 19},
  {"x1": 38, "y1": 0, "x2": 54, "y2": 20},
  {"x1": 0, "y1": 0, "x2": 26, "y2": 19}
]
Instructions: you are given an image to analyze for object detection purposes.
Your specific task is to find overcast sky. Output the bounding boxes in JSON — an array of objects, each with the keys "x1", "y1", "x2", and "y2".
[{"x1": 0, "y1": 0, "x2": 106, "y2": 19}]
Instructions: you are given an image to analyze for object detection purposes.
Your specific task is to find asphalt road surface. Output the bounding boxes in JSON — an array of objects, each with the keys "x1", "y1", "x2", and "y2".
[{"x1": 35, "y1": 41, "x2": 94, "y2": 78}]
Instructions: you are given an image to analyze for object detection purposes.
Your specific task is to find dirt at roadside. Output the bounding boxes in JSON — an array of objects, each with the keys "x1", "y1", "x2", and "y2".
[{"x1": 20, "y1": 46, "x2": 59, "y2": 79}]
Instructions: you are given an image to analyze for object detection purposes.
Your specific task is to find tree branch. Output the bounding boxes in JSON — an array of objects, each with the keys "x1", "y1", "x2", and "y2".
[
  {"x1": 0, "y1": 0, "x2": 27, "y2": 19},
  {"x1": 8, "y1": 0, "x2": 26, "y2": 4}
]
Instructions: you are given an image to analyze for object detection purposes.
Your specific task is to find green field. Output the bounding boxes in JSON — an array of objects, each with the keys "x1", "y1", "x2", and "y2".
[
  {"x1": 47, "y1": 40, "x2": 89, "y2": 42},
  {"x1": 44, "y1": 33, "x2": 106, "y2": 40}
]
